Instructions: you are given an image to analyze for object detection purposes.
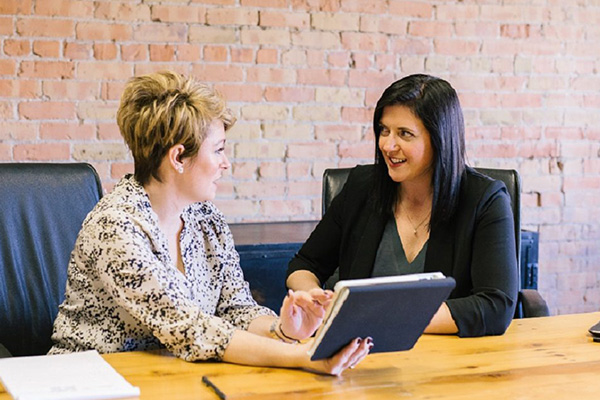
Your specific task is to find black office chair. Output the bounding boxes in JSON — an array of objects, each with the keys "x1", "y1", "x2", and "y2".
[
  {"x1": 0, "y1": 163, "x2": 103, "y2": 356},
  {"x1": 322, "y1": 167, "x2": 549, "y2": 319}
]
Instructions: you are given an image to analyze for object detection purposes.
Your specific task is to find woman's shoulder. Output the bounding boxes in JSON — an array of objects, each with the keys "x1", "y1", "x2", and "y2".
[{"x1": 460, "y1": 167, "x2": 510, "y2": 207}]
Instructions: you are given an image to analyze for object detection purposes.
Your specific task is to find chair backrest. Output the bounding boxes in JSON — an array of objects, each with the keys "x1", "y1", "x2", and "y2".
[
  {"x1": 0, "y1": 163, "x2": 103, "y2": 356},
  {"x1": 322, "y1": 167, "x2": 521, "y2": 260}
]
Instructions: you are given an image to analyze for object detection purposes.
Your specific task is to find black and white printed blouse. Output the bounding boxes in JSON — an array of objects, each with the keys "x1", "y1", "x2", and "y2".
[{"x1": 49, "y1": 175, "x2": 275, "y2": 361}]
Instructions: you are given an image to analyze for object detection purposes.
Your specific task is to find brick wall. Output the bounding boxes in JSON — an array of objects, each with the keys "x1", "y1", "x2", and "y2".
[{"x1": 1, "y1": 0, "x2": 599, "y2": 315}]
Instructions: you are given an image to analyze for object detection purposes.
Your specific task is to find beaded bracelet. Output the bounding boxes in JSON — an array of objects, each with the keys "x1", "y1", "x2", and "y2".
[{"x1": 269, "y1": 319, "x2": 298, "y2": 344}]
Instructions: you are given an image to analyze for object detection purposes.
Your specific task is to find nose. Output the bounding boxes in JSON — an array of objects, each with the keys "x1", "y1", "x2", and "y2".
[
  {"x1": 381, "y1": 136, "x2": 400, "y2": 153},
  {"x1": 221, "y1": 153, "x2": 231, "y2": 170}
]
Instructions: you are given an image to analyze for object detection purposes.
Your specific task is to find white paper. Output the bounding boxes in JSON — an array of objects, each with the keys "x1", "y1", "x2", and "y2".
[{"x1": 0, "y1": 350, "x2": 140, "y2": 400}]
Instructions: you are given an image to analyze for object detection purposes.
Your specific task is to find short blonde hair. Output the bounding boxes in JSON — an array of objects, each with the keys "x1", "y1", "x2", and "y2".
[{"x1": 117, "y1": 71, "x2": 235, "y2": 185}]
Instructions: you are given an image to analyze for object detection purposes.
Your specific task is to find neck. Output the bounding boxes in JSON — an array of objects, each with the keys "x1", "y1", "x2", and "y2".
[
  {"x1": 143, "y1": 178, "x2": 184, "y2": 229},
  {"x1": 397, "y1": 181, "x2": 433, "y2": 209}
]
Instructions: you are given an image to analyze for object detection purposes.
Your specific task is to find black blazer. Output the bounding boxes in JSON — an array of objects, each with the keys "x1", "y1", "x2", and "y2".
[{"x1": 287, "y1": 165, "x2": 519, "y2": 337}]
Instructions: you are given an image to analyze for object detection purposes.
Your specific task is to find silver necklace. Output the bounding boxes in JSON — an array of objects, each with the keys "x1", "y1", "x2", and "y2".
[{"x1": 400, "y1": 202, "x2": 431, "y2": 236}]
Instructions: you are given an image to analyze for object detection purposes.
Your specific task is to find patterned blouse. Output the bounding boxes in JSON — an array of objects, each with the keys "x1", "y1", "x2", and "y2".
[{"x1": 49, "y1": 175, "x2": 275, "y2": 361}]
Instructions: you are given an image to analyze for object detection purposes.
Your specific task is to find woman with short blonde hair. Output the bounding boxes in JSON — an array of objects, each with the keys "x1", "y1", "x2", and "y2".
[{"x1": 50, "y1": 71, "x2": 371, "y2": 375}]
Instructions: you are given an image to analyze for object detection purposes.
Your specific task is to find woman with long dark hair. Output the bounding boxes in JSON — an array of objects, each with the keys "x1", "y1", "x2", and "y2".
[{"x1": 287, "y1": 74, "x2": 518, "y2": 337}]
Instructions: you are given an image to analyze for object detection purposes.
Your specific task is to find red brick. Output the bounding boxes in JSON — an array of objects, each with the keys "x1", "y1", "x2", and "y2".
[
  {"x1": 246, "y1": 67, "x2": 296, "y2": 84},
  {"x1": 341, "y1": 106, "x2": 373, "y2": 124},
  {"x1": 409, "y1": 21, "x2": 453, "y2": 38},
  {"x1": 64, "y1": 42, "x2": 91, "y2": 60},
  {"x1": 204, "y1": 45, "x2": 228, "y2": 62},
  {"x1": 340, "y1": 0, "x2": 386, "y2": 13},
  {"x1": 306, "y1": 50, "x2": 325, "y2": 67},
  {"x1": 3, "y1": 39, "x2": 30, "y2": 57},
  {"x1": 192, "y1": 64, "x2": 243, "y2": 82},
  {"x1": 43, "y1": 81, "x2": 98, "y2": 101},
  {"x1": 121, "y1": 44, "x2": 148, "y2": 62},
  {"x1": 77, "y1": 62, "x2": 132, "y2": 80},
  {"x1": 19, "y1": 101, "x2": 76, "y2": 120},
  {"x1": 0, "y1": 143, "x2": 10, "y2": 160},
  {"x1": 392, "y1": 38, "x2": 431, "y2": 55},
  {"x1": 291, "y1": 0, "x2": 339, "y2": 12},
  {"x1": 176, "y1": 44, "x2": 201, "y2": 61},
  {"x1": 14, "y1": 143, "x2": 70, "y2": 161},
  {"x1": 76, "y1": 22, "x2": 132, "y2": 41},
  {"x1": 499, "y1": 93, "x2": 543, "y2": 108},
  {"x1": 241, "y1": 0, "x2": 286, "y2": 7},
  {"x1": 287, "y1": 162, "x2": 311, "y2": 179},
  {"x1": 0, "y1": 17, "x2": 12, "y2": 35},
  {"x1": 292, "y1": 31, "x2": 339, "y2": 49},
  {"x1": 0, "y1": 101, "x2": 12, "y2": 119},
  {"x1": 242, "y1": 28, "x2": 290, "y2": 46},
  {"x1": 339, "y1": 142, "x2": 373, "y2": 159},
  {"x1": 149, "y1": 44, "x2": 176, "y2": 61},
  {"x1": 111, "y1": 162, "x2": 134, "y2": 180},
  {"x1": 94, "y1": 2, "x2": 151, "y2": 21},
  {"x1": 17, "y1": 18, "x2": 74, "y2": 37},
  {"x1": 260, "y1": 200, "x2": 312, "y2": 217},
  {"x1": 134, "y1": 63, "x2": 188, "y2": 77},
  {"x1": 207, "y1": 8, "x2": 258, "y2": 25},
  {"x1": 151, "y1": 5, "x2": 206, "y2": 24},
  {"x1": 455, "y1": 22, "x2": 499, "y2": 37},
  {"x1": 434, "y1": 39, "x2": 479, "y2": 56},
  {"x1": 35, "y1": 0, "x2": 92, "y2": 17},
  {"x1": 288, "y1": 181, "x2": 321, "y2": 197},
  {"x1": 264, "y1": 87, "x2": 313, "y2": 102},
  {"x1": 348, "y1": 70, "x2": 394, "y2": 89},
  {"x1": 0, "y1": 79, "x2": 39, "y2": 98},
  {"x1": 259, "y1": 11, "x2": 309, "y2": 28},
  {"x1": 31, "y1": 40, "x2": 59, "y2": 57},
  {"x1": 297, "y1": 69, "x2": 346, "y2": 86},
  {"x1": 256, "y1": 48, "x2": 278, "y2": 64},
  {"x1": 389, "y1": 0, "x2": 432, "y2": 18},
  {"x1": 341, "y1": 32, "x2": 387, "y2": 51},
  {"x1": 98, "y1": 123, "x2": 121, "y2": 140},
  {"x1": 94, "y1": 43, "x2": 118, "y2": 60},
  {"x1": 19, "y1": 61, "x2": 74, "y2": 79},
  {"x1": 435, "y1": 4, "x2": 478, "y2": 20},
  {"x1": 287, "y1": 143, "x2": 337, "y2": 159},
  {"x1": 101, "y1": 82, "x2": 126, "y2": 101},
  {"x1": 40, "y1": 122, "x2": 95, "y2": 140},
  {"x1": 545, "y1": 127, "x2": 583, "y2": 140},
  {"x1": 0, "y1": 122, "x2": 38, "y2": 141},
  {"x1": 500, "y1": 127, "x2": 542, "y2": 140},
  {"x1": 189, "y1": 26, "x2": 236, "y2": 44},
  {"x1": 232, "y1": 161, "x2": 258, "y2": 180},
  {"x1": 231, "y1": 48, "x2": 254, "y2": 63},
  {"x1": 315, "y1": 125, "x2": 362, "y2": 142},
  {"x1": 311, "y1": 12, "x2": 360, "y2": 31},
  {"x1": 360, "y1": 15, "x2": 407, "y2": 35},
  {"x1": 237, "y1": 181, "x2": 287, "y2": 199},
  {"x1": 0, "y1": 0, "x2": 32, "y2": 15},
  {"x1": 258, "y1": 161, "x2": 285, "y2": 179},
  {"x1": 0, "y1": 59, "x2": 16, "y2": 76},
  {"x1": 215, "y1": 84, "x2": 263, "y2": 102},
  {"x1": 134, "y1": 23, "x2": 195, "y2": 42}
]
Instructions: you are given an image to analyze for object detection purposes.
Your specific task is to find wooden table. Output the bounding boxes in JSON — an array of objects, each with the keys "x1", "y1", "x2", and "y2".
[{"x1": 2, "y1": 312, "x2": 599, "y2": 399}]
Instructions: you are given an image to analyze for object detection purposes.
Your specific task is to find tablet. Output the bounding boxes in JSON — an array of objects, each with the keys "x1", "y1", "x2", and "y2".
[{"x1": 309, "y1": 272, "x2": 456, "y2": 360}]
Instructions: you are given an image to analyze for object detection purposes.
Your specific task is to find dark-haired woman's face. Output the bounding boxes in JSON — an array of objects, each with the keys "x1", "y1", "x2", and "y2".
[{"x1": 378, "y1": 105, "x2": 434, "y2": 187}]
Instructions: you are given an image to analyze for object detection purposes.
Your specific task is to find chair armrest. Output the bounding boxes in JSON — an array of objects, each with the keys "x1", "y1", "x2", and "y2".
[{"x1": 519, "y1": 289, "x2": 550, "y2": 318}]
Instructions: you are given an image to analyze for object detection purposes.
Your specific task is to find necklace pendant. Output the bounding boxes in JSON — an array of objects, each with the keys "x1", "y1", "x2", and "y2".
[{"x1": 413, "y1": 229, "x2": 418, "y2": 235}]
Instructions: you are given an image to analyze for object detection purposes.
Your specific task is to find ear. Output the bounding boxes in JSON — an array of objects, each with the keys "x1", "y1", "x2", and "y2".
[{"x1": 166, "y1": 144, "x2": 186, "y2": 173}]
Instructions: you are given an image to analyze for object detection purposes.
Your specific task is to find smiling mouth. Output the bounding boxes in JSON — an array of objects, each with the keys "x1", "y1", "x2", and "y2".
[{"x1": 388, "y1": 157, "x2": 407, "y2": 165}]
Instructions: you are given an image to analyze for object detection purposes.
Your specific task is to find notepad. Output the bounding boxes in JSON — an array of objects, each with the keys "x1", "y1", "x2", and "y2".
[
  {"x1": 309, "y1": 272, "x2": 456, "y2": 360},
  {"x1": 0, "y1": 350, "x2": 140, "y2": 400}
]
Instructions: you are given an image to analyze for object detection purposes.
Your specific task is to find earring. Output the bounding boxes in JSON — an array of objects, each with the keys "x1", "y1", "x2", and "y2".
[{"x1": 177, "y1": 166, "x2": 184, "y2": 174}]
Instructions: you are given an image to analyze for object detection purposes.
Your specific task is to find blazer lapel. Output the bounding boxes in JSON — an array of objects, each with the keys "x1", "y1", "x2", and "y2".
[
  {"x1": 347, "y1": 211, "x2": 387, "y2": 279},
  {"x1": 425, "y1": 219, "x2": 454, "y2": 277}
]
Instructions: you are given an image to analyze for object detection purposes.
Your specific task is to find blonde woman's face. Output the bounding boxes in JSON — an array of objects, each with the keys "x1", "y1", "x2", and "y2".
[{"x1": 182, "y1": 119, "x2": 230, "y2": 202}]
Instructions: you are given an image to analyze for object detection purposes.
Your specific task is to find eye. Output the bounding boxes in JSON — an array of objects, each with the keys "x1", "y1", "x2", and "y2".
[
  {"x1": 399, "y1": 129, "x2": 414, "y2": 138},
  {"x1": 216, "y1": 147, "x2": 225, "y2": 154},
  {"x1": 379, "y1": 126, "x2": 390, "y2": 136}
]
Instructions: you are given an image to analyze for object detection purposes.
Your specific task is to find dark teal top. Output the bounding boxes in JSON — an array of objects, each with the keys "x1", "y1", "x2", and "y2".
[{"x1": 372, "y1": 217, "x2": 427, "y2": 277}]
